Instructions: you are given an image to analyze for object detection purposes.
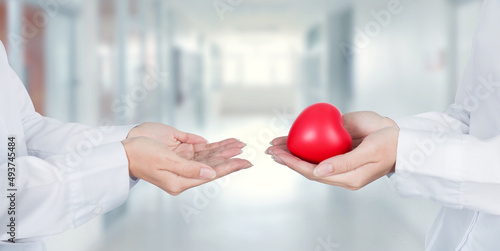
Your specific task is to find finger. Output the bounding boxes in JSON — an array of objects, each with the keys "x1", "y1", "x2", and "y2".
[
  {"x1": 213, "y1": 158, "x2": 253, "y2": 178},
  {"x1": 196, "y1": 156, "x2": 226, "y2": 167},
  {"x1": 160, "y1": 152, "x2": 217, "y2": 180},
  {"x1": 194, "y1": 138, "x2": 240, "y2": 152},
  {"x1": 196, "y1": 147, "x2": 243, "y2": 161},
  {"x1": 176, "y1": 130, "x2": 208, "y2": 144},
  {"x1": 270, "y1": 136, "x2": 288, "y2": 146},
  {"x1": 313, "y1": 143, "x2": 373, "y2": 177},
  {"x1": 192, "y1": 143, "x2": 247, "y2": 167},
  {"x1": 194, "y1": 141, "x2": 246, "y2": 158},
  {"x1": 318, "y1": 162, "x2": 385, "y2": 190},
  {"x1": 270, "y1": 154, "x2": 286, "y2": 165},
  {"x1": 265, "y1": 145, "x2": 289, "y2": 155},
  {"x1": 175, "y1": 149, "x2": 194, "y2": 160},
  {"x1": 218, "y1": 147, "x2": 244, "y2": 159},
  {"x1": 272, "y1": 149, "x2": 317, "y2": 179},
  {"x1": 165, "y1": 159, "x2": 253, "y2": 193},
  {"x1": 343, "y1": 112, "x2": 371, "y2": 139}
]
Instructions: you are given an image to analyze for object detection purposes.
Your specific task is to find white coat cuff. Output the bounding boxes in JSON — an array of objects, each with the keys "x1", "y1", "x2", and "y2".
[
  {"x1": 100, "y1": 125, "x2": 136, "y2": 144},
  {"x1": 393, "y1": 117, "x2": 431, "y2": 130},
  {"x1": 395, "y1": 129, "x2": 463, "y2": 209},
  {"x1": 99, "y1": 124, "x2": 140, "y2": 187},
  {"x1": 70, "y1": 142, "x2": 131, "y2": 226}
]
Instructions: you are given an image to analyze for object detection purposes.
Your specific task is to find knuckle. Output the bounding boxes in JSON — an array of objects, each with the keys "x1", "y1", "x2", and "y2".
[
  {"x1": 165, "y1": 181, "x2": 185, "y2": 195},
  {"x1": 167, "y1": 191, "x2": 181, "y2": 196},
  {"x1": 169, "y1": 186, "x2": 184, "y2": 195},
  {"x1": 347, "y1": 178, "x2": 366, "y2": 191},
  {"x1": 348, "y1": 186, "x2": 362, "y2": 191}
]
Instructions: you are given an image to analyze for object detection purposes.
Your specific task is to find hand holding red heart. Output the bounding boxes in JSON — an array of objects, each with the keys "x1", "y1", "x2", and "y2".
[
  {"x1": 286, "y1": 103, "x2": 353, "y2": 164},
  {"x1": 266, "y1": 106, "x2": 399, "y2": 190}
]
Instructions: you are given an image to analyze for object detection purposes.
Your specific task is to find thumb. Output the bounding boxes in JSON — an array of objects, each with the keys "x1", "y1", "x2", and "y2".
[
  {"x1": 162, "y1": 151, "x2": 216, "y2": 180},
  {"x1": 313, "y1": 143, "x2": 374, "y2": 177},
  {"x1": 176, "y1": 130, "x2": 208, "y2": 144}
]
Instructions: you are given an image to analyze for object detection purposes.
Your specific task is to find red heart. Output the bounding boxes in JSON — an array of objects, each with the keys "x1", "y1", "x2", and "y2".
[{"x1": 287, "y1": 103, "x2": 352, "y2": 164}]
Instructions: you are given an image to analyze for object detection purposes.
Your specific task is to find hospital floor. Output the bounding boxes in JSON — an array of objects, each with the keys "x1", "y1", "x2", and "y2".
[{"x1": 46, "y1": 114, "x2": 439, "y2": 251}]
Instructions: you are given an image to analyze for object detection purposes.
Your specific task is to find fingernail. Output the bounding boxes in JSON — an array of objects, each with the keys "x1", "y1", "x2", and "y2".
[
  {"x1": 265, "y1": 149, "x2": 269, "y2": 154},
  {"x1": 245, "y1": 163, "x2": 254, "y2": 168},
  {"x1": 200, "y1": 166, "x2": 216, "y2": 179},
  {"x1": 314, "y1": 164, "x2": 333, "y2": 177}
]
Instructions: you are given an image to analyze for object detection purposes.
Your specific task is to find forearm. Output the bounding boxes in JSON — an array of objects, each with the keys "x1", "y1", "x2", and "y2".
[
  {"x1": 396, "y1": 129, "x2": 500, "y2": 215},
  {"x1": 0, "y1": 142, "x2": 131, "y2": 242},
  {"x1": 22, "y1": 112, "x2": 135, "y2": 159},
  {"x1": 394, "y1": 104, "x2": 469, "y2": 134}
]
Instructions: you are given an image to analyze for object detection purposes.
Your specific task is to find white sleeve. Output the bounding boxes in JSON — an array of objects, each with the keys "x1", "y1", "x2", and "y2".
[
  {"x1": 394, "y1": 0, "x2": 500, "y2": 215},
  {"x1": 3, "y1": 40, "x2": 139, "y2": 190},
  {"x1": 395, "y1": 129, "x2": 500, "y2": 215},
  {"x1": 0, "y1": 142, "x2": 131, "y2": 242},
  {"x1": 0, "y1": 40, "x2": 138, "y2": 244},
  {"x1": 4, "y1": 61, "x2": 135, "y2": 159}
]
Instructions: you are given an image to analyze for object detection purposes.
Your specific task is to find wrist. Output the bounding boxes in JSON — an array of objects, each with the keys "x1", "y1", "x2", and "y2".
[
  {"x1": 121, "y1": 138, "x2": 138, "y2": 178},
  {"x1": 385, "y1": 117, "x2": 399, "y2": 129},
  {"x1": 126, "y1": 124, "x2": 142, "y2": 139}
]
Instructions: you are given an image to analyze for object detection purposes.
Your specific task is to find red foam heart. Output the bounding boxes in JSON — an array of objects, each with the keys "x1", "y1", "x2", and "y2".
[{"x1": 287, "y1": 103, "x2": 352, "y2": 164}]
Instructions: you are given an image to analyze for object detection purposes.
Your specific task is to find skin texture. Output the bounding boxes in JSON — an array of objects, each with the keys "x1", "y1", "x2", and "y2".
[
  {"x1": 122, "y1": 122, "x2": 252, "y2": 195},
  {"x1": 266, "y1": 111, "x2": 399, "y2": 191}
]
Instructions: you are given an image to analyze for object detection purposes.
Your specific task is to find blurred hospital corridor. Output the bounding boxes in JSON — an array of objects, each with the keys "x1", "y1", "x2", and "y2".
[{"x1": 0, "y1": 0, "x2": 484, "y2": 250}]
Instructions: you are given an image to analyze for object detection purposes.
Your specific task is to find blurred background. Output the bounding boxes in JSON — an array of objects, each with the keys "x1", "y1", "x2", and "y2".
[{"x1": 0, "y1": 0, "x2": 483, "y2": 250}]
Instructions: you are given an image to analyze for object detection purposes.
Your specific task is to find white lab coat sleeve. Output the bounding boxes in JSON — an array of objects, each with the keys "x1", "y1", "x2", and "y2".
[
  {"x1": 393, "y1": 59, "x2": 474, "y2": 135},
  {"x1": 393, "y1": 0, "x2": 500, "y2": 214},
  {"x1": 395, "y1": 129, "x2": 500, "y2": 215},
  {"x1": 0, "y1": 41, "x2": 137, "y2": 243},
  {"x1": 0, "y1": 141, "x2": 130, "y2": 242},
  {"x1": 5, "y1": 63, "x2": 135, "y2": 159},
  {"x1": 2, "y1": 45, "x2": 139, "y2": 191},
  {"x1": 393, "y1": 67, "x2": 500, "y2": 214}
]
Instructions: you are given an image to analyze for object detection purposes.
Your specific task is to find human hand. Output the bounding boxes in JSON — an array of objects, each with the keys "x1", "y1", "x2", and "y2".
[
  {"x1": 266, "y1": 127, "x2": 398, "y2": 191},
  {"x1": 122, "y1": 136, "x2": 251, "y2": 196},
  {"x1": 128, "y1": 122, "x2": 245, "y2": 163},
  {"x1": 343, "y1": 111, "x2": 398, "y2": 147},
  {"x1": 127, "y1": 122, "x2": 209, "y2": 152}
]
